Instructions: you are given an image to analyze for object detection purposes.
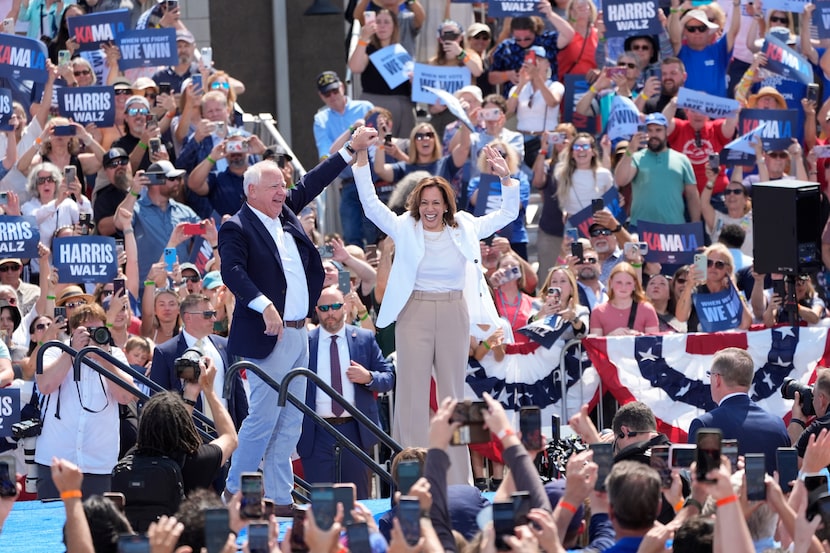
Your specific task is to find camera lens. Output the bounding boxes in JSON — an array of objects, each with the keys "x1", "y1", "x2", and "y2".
[{"x1": 91, "y1": 326, "x2": 111, "y2": 345}]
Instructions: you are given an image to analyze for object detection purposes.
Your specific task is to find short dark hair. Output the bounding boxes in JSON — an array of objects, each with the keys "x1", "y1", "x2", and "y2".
[
  {"x1": 717, "y1": 224, "x2": 746, "y2": 249},
  {"x1": 79, "y1": 495, "x2": 133, "y2": 553},
  {"x1": 607, "y1": 461, "x2": 661, "y2": 530},
  {"x1": 175, "y1": 488, "x2": 224, "y2": 551},
  {"x1": 673, "y1": 516, "x2": 714, "y2": 553},
  {"x1": 180, "y1": 293, "x2": 210, "y2": 318},
  {"x1": 612, "y1": 401, "x2": 657, "y2": 437}
]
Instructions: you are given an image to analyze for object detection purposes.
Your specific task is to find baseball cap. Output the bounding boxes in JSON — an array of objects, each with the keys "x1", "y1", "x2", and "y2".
[
  {"x1": 263, "y1": 145, "x2": 293, "y2": 162},
  {"x1": 125, "y1": 95, "x2": 151, "y2": 112},
  {"x1": 455, "y1": 85, "x2": 483, "y2": 103},
  {"x1": 132, "y1": 77, "x2": 158, "y2": 92},
  {"x1": 466, "y1": 22, "x2": 491, "y2": 38},
  {"x1": 202, "y1": 271, "x2": 223, "y2": 290},
  {"x1": 147, "y1": 160, "x2": 186, "y2": 179},
  {"x1": 0, "y1": 258, "x2": 21, "y2": 267},
  {"x1": 179, "y1": 262, "x2": 200, "y2": 277},
  {"x1": 644, "y1": 113, "x2": 668, "y2": 127},
  {"x1": 316, "y1": 71, "x2": 341, "y2": 94},
  {"x1": 112, "y1": 77, "x2": 132, "y2": 91},
  {"x1": 103, "y1": 148, "x2": 129, "y2": 167},
  {"x1": 176, "y1": 29, "x2": 195, "y2": 44}
]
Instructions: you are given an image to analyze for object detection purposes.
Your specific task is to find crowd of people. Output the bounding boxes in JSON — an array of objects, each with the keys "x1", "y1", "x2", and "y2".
[{"x1": 2, "y1": 0, "x2": 830, "y2": 551}]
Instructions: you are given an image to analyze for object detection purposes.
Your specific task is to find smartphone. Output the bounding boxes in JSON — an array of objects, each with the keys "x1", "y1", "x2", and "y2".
[
  {"x1": 117, "y1": 535, "x2": 150, "y2": 553},
  {"x1": 104, "y1": 491, "x2": 125, "y2": 511},
  {"x1": 524, "y1": 49, "x2": 536, "y2": 65},
  {"x1": 693, "y1": 253, "x2": 707, "y2": 279},
  {"x1": 363, "y1": 10, "x2": 376, "y2": 24},
  {"x1": 808, "y1": 83, "x2": 820, "y2": 102},
  {"x1": 450, "y1": 400, "x2": 490, "y2": 445},
  {"x1": 590, "y1": 443, "x2": 614, "y2": 492},
  {"x1": 115, "y1": 238, "x2": 125, "y2": 260},
  {"x1": 571, "y1": 241, "x2": 584, "y2": 263},
  {"x1": 396, "y1": 459, "x2": 422, "y2": 495},
  {"x1": 191, "y1": 74, "x2": 203, "y2": 93},
  {"x1": 772, "y1": 279, "x2": 786, "y2": 300},
  {"x1": 53, "y1": 125, "x2": 76, "y2": 136},
  {"x1": 145, "y1": 171, "x2": 167, "y2": 186},
  {"x1": 722, "y1": 439, "x2": 738, "y2": 470},
  {"x1": 214, "y1": 121, "x2": 226, "y2": 138},
  {"x1": 551, "y1": 414, "x2": 561, "y2": 444},
  {"x1": 777, "y1": 447, "x2": 798, "y2": 494},
  {"x1": 591, "y1": 198, "x2": 604, "y2": 213},
  {"x1": 695, "y1": 428, "x2": 722, "y2": 483},
  {"x1": 149, "y1": 137, "x2": 161, "y2": 154},
  {"x1": 290, "y1": 505, "x2": 309, "y2": 553},
  {"x1": 519, "y1": 406, "x2": 542, "y2": 450},
  {"x1": 623, "y1": 242, "x2": 639, "y2": 258},
  {"x1": 0, "y1": 458, "x2": 15, "y2": 497},
  {"x1": 163, "y1": 247, "x2": 177, "y2": 273},
  {"x1": 334, "y1": 483, "x2": 355, "y2": 526},
  {"x1": 399, "y1": 496, "x2": 421, "y2": 546},
  {"x1": 650, "y1": 445, "x2": 672, "y2": 488},
  {"x1": 204, "y1": 507, "x2": 230, "y2": 553},
  {"x1": 818, "y1": 496, "x2": 830, "y2": 541},
  {"x1": 482, "y1": 107, "x2": 502, "y2": 121},
  {"x1": 708, "y1": 152, "x2": 720, "y2": 171},
  {"x1": 338, "y1": 270, "x2": 351, "y2": 295},
  {"x1": 112, "y1": 277, "x2": 125, "y2": 300},
  {"x1": 511, "y1": 491, "x2": 531, "y2": 526},
  {"x1": 745, "y1": 453, "x2": 766, "y2": 501},
  {"x1": 669, "y1": 444, "x2": 696, "y2": 469},
  {"x1": 606, "y1": 67, "x2": 627, "y2": 79},
  {"x1": 493, "y1": 501, "x2": 515, "y2": 551},
  {"x1": 183, "y1": 222, "x2": 206, "y2": 236},
  {"x1": 248, "y1": 522, "x2": 269, "y2": 553},
  {"x1": 565, "y1": 228, "x2": 578, "y2": 242},
  {"x1": 146, "y1": 113, "x2": 159, "y2": 131},
  {"x1": 54, "y1": 306, "x2": 67, "y2": 320},
  {"x1": 158, "y1": 82, "x2": 172, "y2": 96},
  {"x1": 0, "y1": 192, "x2": 8, "y2": 206},
  {"x1": 79, "y1": 213, "x2": 91, "y2": 235},
  {"x1": 240, "y1": 472, "x2": 263, "y2": 520},
  {"x1": 64, "y1": 165, "x2": 77, "y2": 186},
  {"x1": 346, "y1": 522, "x2": 371, "y2": 553},
  {"x1": 365, "y1": 244, "x2": 378, "y2": 260},
  {"x1": 310, "y1": 485, "x2": 336, "y2": 531},
  {"x1": 317, "y1": 244, "x2": 334, "y2": 259},
  {"x1": 58, "y1": 49, "x2": 71, "y2": 66},
  {"x1": 549, "y1": 132, "x2": 567, "y2": 145},
  {"x1": 200, "y1": 46, "x2": 213, "y2": 66}
]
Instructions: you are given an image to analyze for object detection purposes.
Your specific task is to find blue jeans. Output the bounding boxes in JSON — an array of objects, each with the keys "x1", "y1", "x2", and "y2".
[
  {"x1": 225, "y1": 327, "x2": 308, "y2": 503},
  {"x1": 340, "y1": 180, "x2": 378, "y2": 247}
]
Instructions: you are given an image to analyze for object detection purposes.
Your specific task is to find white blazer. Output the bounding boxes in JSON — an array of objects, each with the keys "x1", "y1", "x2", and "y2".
[{"x1": 353, "y1": 163, "x2": 521, "y2": 328}]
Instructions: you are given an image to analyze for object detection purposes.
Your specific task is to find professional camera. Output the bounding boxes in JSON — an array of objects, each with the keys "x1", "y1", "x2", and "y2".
[
  {"x1": 781, "y1": 377, "x2": 815, "y2": 417},
  {"x1": 538, "y1": 435, "x2": 587, "y2": 481},
  {"x1": 12, "y1": 418, "x2": 42, "y2": 494},
  {"x1": 90, "y1": 326, "x2": 113, "y2": 346},
  {"x1": 174, "y1": 347, "x2": 203, "y2": 383}
]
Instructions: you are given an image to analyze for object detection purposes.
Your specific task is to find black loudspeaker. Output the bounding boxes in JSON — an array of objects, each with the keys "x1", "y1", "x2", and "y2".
[{"x1": 752, "y1": 180, "x2": 822, "y2": 274}]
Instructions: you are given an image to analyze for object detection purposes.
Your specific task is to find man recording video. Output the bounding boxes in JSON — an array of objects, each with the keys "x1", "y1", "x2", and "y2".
[{"x1": 789, "y1": 369, "x2": 830, "y2": 468}]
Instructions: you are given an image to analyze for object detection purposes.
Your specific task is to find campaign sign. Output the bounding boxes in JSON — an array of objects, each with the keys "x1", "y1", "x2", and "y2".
[
  {"x1": 116, "y1": 28, "x2": 177, "y2": 70},
  {"x1": 0, "y1": 33, "x2": 49, "y2": 83},
  {"x1": 676, "y1": 87, "x2": 740, "y2": 119},
  {"x1": 411, "y1": 64, "x2": 471, "y2": 104},
  {"x1": 67, "y1": 9, "x2": 130, "y2": 53},
  {"x1": 369, "y1": 44, "x2": 413, "y2": 89},
  {"x1": 737, "y1": 109, "x2": 796, "y2": 151},
  {"x1": 423, "y1": 86, "x2": 476, "y2": 131},
  {"x1": 0, "y1": 389, "x2": 20, "y2": 438},
  {"x1": 693, "y1": 284, "x2": 743, "y2": 332},
  {"x1": 473, "y1": 174, "x2": 514, "y2": 239},
  {"x1": 563, "y1": 74, "x2": 597, "y2": 134},
  {"x1": 762, "y1": 0, "x2": 809, "y2": 12},
  {"x1": 53, "y1": 236, "x2": 118, "y2": 283},
  {"x1": 606, "y1": 95, "x2": 640, "y2": 142},
  {"x1": 488, "y1": 0, "x2": 542, "y2": 17},
  {"x1": 0, "y1": 216, "x2": 39, "y2": 258},
  {"x1": 601, "y1": 0, "x2": 661, "y2": 38},
  {"x1": 517, "y1": 314, "x2": 570, "y2": 349},
  {"x1": 0, "y1": 88, "x2": 12, "y2": 132},
  {"x1": 639, "y1": 221, "x2": 704, "y2": 265},
  {"x1": 57, "y1": 86, "x2": 115, "y2": 127},
  {"x1": 761, "y1": 35, "x2": 814, "y2": 85},
  {"x1": 567, "y1": 187, "x2": 624, "y2": 238},
  {"x1": 814, "y1": 0, "x2": 830, "y2": 39}
]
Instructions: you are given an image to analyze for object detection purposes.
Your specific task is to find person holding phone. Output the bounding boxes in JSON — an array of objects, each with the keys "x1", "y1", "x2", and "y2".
[
  {"x1": 759, "y1": 274, "x2": 825, "y2": 328},
  {"x1": 552, "y1": 133, "x2": 614, "y2": 219},
  {"x1": 533, "y1": 266, "x2": 589, "y2": 336},
  {"x1": 353, "y1": 126, "x2": 518, "y2": 485},
  {"x1": 701, "y1": 166, "x2": 753, "y2": 258}
]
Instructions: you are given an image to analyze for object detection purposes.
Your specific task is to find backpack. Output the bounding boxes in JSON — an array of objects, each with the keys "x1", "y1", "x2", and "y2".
[{"x1": 111, "y1": 452, "x2": 186, "y2": 533}]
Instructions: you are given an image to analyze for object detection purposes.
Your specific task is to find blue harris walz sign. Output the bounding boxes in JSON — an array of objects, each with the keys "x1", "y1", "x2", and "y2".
[
  {"x1": 0, "y1": 216, "x2": 40, "y2": 258},
  {"x1": 53, "y1": 236, "x2": 118, "y2": 283},
  {"x1": 57, "y1": 86, "x2": 116, "y2": 127}
]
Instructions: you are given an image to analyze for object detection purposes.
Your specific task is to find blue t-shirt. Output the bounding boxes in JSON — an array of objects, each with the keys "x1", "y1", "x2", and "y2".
[{"x1": 679, "y1": 35, "x2": 730, "y2": 97}]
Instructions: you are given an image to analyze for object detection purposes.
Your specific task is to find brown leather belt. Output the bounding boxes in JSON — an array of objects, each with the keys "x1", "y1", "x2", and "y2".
[
  {"x1": 284, "y1": 319, "x2": 305, "y2": 328},
  {"x1": 324, "y1": 417, "x2": 354, "y2": 425}
]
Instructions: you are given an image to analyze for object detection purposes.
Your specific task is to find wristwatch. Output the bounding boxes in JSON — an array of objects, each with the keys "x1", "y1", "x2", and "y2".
[{"x1": 611, "y1": 223, "x2": 622, "y2": 233}]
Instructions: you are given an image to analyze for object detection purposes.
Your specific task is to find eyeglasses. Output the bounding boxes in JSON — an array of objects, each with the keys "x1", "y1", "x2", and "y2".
[
  {"x1": 707, "y1": 259, "x2": 727, "y2": 269},
  {"x1": 35, "y1": 323, "x2": 51, "y2": 331},
  {"x1": 115, "y1": 89, "x2": 132, "y2": 96},
  {"x1": 675, "y1": 277, "x2": 687, "y2": 284},
  {"x1": 767, "y1": 151, "x2": 789, "y2": 159},
  {"x1": 322, "y1": 88, "x2": 340, "y2": 98},
  {"x1": 631, "y1": 44, "x2": 652, "y2": 51},
  {"x1": 0, "y1": 264, "x2": 20, "y2": 272},
  {"x1": 706, "y1": 370, "x2": 720, "y2": 379},
  {"x1": 617, "y1": 62, "x2": 637, "y2": 69},
  {"x1": 724, "y1": 188, "x2": 744, "y2": 195},
  {"x1": 144, "y1": 93, "x2": 158, "y2": 100},
  {"x1": 583, "y1": 258, "x2": 598, "y2": 264},
  {"x1": 770, "y1": 15, "x2": 789, "y2": 23},
  {"x1": 572, "y1": 143, "x2": 592, "y2": 151},
  {"x1": 415, "y1": 132, "x2": 435, "y2": 141},
  {"x1": 210, "y1": 81, "x2": 230, "y2": 90},
  {"x1": 65, "y1": 300, "x2": 88, "y2": 309},
  {"x1": 185, "y1": 310, "x2": 217, "y2": 319},
  {"x1": 685, "y1": 25, "x2": 709, "y2": 33},
  {"x1": 127, "y1": 108, "x2": 150, "y2": 116},
  {"x1": 36, "y1": 176, "x2": 56, "y2": 184},
  {"x1": 590, "y1": 228, "x2": 612, "y2": 237},
  {"x1": 106, "y1": 158, "x2": 129, "y2": 168},
  {"x1": 182, "y1": 275, "x2": 201, "y2": 283},
  {"x1": 317, "y1": 303, "x2": 343, "y2": 312},
  {"x1": 73, "y1": 70, "x2": 91, "y2": 76}
]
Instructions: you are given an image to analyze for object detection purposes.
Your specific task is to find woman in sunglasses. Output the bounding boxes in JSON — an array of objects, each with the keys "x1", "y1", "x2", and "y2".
[
  {"x1": 206, "y1": 71, "x2": 244, "y2": 128},
  {"x1": 701, "y1": 167, "x2": 753, "y2": 257},
  {"x1": 676, "y1": 243, "x2": 752, "y2": 332},
  {"x1": 553, "y1": 132, "x2": 614, "y2": 218}
]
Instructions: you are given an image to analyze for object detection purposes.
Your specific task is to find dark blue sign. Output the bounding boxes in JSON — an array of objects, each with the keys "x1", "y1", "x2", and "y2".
[
  {"x1": 517, "y1": 314, "x2": 570, "y2": 348},
  {"x1": 0, "y1": 34, "x2": 49, "y2": 83},
  {"x1": 488, "y1": 0, "x2": 542, "y2": 17},
  {"x1": 737, "y1": 108, "x2": 797, "y2": 151},
  {"x1": 116, "y1": 28, "x2": 177, "y2": 70},
  {"x1": 0, "y1": 388, "x2": 20, "y2": 438},
  {"x1": 67, "y1": 9, "x2": 130, "y2": 53},
  {"x1": 566, "y1": 187, "x2": 624, "y2": 238},
  {"x1": 761, "y1": 35, "x2": 814, "y2": 85},
  {"x1": 563, "y1": 74, "x2": 598, "y2": 135},
  {"x1": 601, "y1": 0, "x2": 661, "y2": 38},
  {"x1": 692, "y1": 284, "x2": 744, "y2": 332},
  {"x1": 57, "y1": 86, "x2": 116, "y2": 127},
  {"x1": 0, "y1": 88, "x2": 11, "y2": 132},
  {"x1": 639, "y1": 221, "x2": 704, "y2": 265},
  {"x1": 0, "y1": 216, "x2": 39, "y2": 258},
  {"x1": 474, "y1": 174, "x2": 514, "y2": 239},
  {"x1": 814, "y1": 0, "x2": 830, "y2": 40},
  {"x1": 53, "y1": 236, "x2": 118, "y2": 283}
]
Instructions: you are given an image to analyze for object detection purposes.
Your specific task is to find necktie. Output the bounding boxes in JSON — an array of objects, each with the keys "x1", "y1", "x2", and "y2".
[{"x1": 330, "y1": 336, "x2": 344, "y2": 416}]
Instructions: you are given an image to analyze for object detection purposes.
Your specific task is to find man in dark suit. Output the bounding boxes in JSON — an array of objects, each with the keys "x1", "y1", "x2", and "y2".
[
  {"x1": 687, "y1": 347, "x2": 790, "y2": 472},
  {"x1": 298, "y1": 286, "x2": 394, "y2": 499},
  {"x1": 220, "y1": 136, "x2": 371, "y2": 514},
  {"x1": 150, "y1": 293, "x2": 248, "y2": 429}
]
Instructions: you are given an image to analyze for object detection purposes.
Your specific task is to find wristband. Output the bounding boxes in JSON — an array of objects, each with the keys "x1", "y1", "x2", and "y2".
[
  {"x1": 359, "y1": 312, "x2": 370, "y2": 321},
  {"x1": 625, "y1": 150, "x2": 633, "y2": 157},
  {"x1": 456, "y1": 49, "x2": 467, "y2": 61},
  {"x1": 37, "y1": 341, "x2": 44, "y2": 346},
  {"x1": 123, "y1": 228, "x2": 134, "y2": 234},
  {"x1": 105, "y1": 322, "x2": 114, "y2": 328},
  {"x1": 640, "y1": 93, "x2": 649, "y2": 101},
  {"x1": 612, "y1": 224, "x2": 622, "y2": 232},
  {"x1": 345, "y1": 142, "x2": 356, "y2": 155},
  {"x1": 670, "y1": 7, "x2": 680, "y2": 12},
  {"x1": 481, "y1": 340, "x2": 491, "y2": 350},
  {"x1": 559, "y1": 500, "x2": 578, "y2": 515},
  {"x1": 46, "y1": 295, "x2": 56, "y2": 300},
  {"x1": 129, "y1": 189, "x2": 140, "y2": 197},
  {"x1": 673, "y1": 499, "x2": 684, "y2": 513},
  {"x1": 144, "y1": 280, "x2": 156, "y2": 287},
  {"x1": 61, "y1": 490, "x2": 82, "y2": 500},
  {"x1": 212, "y1": 244, "x2": 219, "y2": 250},
  {"x1": 715, "y1": 495, "x2": 738, "y2": 508},
  {"x1": 35, "y1": 137, "x2": 42, "y2": 145},
  {"x1": 589, "y1": 85, "x2": 598, "y2": 94},
  {"x1": 181, "y1": 396, "x2": 197, "y2": 407},
  {"x1": 539, "y1": 150, "x2": 548, "y2": 157},
  {"x1": 357, "y1": 39, "x2": 368, "y2": 47},
  {"x1": 138, "y1": 141, "x2": 148, "y2": 150},
  {"x1": 496, "y1": 428, "x2": 514, "y2": 440},
  {"x1": 206, "y1": 155, "x2": 216, "y2": 165},
  {"x1": 166, "y1": 111, "x2": 176, "y2": 119},
  {"x1": 630, "y1": 263, "x2": 643, "y2": 268},
  {"x1": 510, "y1": 90, "x2": 519, "y2": 99},
  {"x1": 790, "y1": 418, "x2": 807, "y2": 428}
]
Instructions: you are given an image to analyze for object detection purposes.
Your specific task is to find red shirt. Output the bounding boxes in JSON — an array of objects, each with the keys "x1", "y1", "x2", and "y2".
[
  {"x1": 668, "y1": 119, "x2": 731, "y2": 193},
  {"x1": 557, "y1": 29, "x2": 598, "y2": 82}
]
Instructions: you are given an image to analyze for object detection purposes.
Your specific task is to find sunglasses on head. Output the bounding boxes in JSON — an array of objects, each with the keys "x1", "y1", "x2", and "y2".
[
  {"x1": 64, "y1": 300, "x2": 88, "y2": 309},
  {"x1": 185, "y1": 310, "x2": 217, "y2": 319},
  {"x1": 572, "y1": 143, "x2": 592, "y2": 151},
  {"x1": 317, "y1": 303, "x2": 343, "y2": 312},
  {"x1": 707, "y1": 259, "x2": 727, "y2": 269},
  {"x1": 590, "y1": 228, "x2": 612, "y2": 237},
  {"x1": 724, "y1": 188, "x2": 744, "y2": 195},
  {"x1": 73, "y1": 70, "x2": 91, "y2": 77},
  {"x1": 770, "y1": 15, "x2": 789, "y2": 23},
  {"x1": 415, "y1": 132, "x2": 435, "y2": 141},
  {"x1": 685, "y1": 25, "x2": 709, "y2": 33},
  {"x1": 617, "y1": 61, "x2": 637, "y2": 69},
  {"x1": 127, "y1": 108, "x2": 150, "y2": 116},
  {"x1": 0, "y1": 264, "x2": 20, "y2": 272},
  {"x1": 36, "y1": 176, "x2": 56, "y2": 184},
  {"x1": 210, "y1": 81, "x2": 230, "y2": 90}
]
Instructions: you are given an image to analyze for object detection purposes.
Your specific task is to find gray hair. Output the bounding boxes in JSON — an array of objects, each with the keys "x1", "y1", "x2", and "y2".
[
  {"x1": 242, "y1": 160, "x2": 281, "y2": 199},
  {"x1": 27, "y1": 162, "x2": 62, "y2": 199}
]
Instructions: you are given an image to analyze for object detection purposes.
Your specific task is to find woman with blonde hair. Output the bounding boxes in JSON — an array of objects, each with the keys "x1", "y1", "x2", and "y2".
[
  {"x1": 553, "y1": 132, "x2": 615, "y2": 217},
  {"x1": 534, "y1": 265, "x2": 589, "y2": 337},
  {"x1": 590, "y1": 262, "x2": 659, "y2": 336}
]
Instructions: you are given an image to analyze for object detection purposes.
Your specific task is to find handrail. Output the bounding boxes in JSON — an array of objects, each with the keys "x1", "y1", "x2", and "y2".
[
  {"x1": 224, "y1": 362, "x2": 397, "y2": 485},
  {"x1": 35, "y1": 340, "x2": 77, "y2": 374}
]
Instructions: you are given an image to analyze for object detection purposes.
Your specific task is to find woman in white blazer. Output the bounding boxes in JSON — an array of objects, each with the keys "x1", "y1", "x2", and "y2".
[{"x1": 352, "y1": 128, "x2": 519, "y2": 485}]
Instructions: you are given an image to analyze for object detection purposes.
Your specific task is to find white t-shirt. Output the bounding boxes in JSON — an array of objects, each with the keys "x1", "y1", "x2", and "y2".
[
  {"x1": 513, "y1": 80, "x2": 565, "y2": 133},
  {"x1": 561, "y1": 167, "x2": 615, "y2": 217}
]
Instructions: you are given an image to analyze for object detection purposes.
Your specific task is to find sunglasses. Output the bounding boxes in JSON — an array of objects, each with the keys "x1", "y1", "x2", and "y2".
[
  {"x1": 127, "y1": 108, "x2": 150, "y2": 116},
  {"x1": 0, "y1": 264, "x2": 20, "y2": 272},
  {"x1": 675, "y1": 277, "x2": 687, "y2": 284},
  {"x1": 707, "y1": 259, "x2": 727, "y2": 269},
  {"x1": 572, "y1": 143, "x2": 592, "y2": 151},
  {"x1": 631, "y1": 44, "x2": 652, "y2": 51},
  {"x1": 106, "y1": 158, "x2": 129, "y2": 168},
  {"x1": 73, "y1": 70, "x2": 91, "y2": 76},
  {"x1": 185, "y1": 310, "x2": 217, "y2": 319},
  {"x1": 182, "y1": 275, "x2": 201, "y2": 283},
  {"x1": 724, "y1": 188, "x2": 744, "y2": 195},
  {"x1": 767, "y1": 151, "x2": 789, "y2": 158},
  {"x1": 583, "y1": 258, "x2": 598, "y2": 264},
  {"x1": 144, "y1": 93, "x2": 158, "y2": 100},
  {"x1": 317, "y1": 303, "x2": 344, "y2": 312},
  {"x1": 115, "y1": 89, "x2": 132, "y2": 96},
  {"x1": 322, "y1": 88, "x2": 339, "y2": 98},
  {"x1": 35, "y1": 322, "x2": 51, "y2": 331},
  {"x1": 64, "y1": 300, "x2": 88, "y2": 309},
  {"x1": 590, "y1": 228, "x2": 612, "y2": 237},
  {"x1": 685, "y1": 25, "x2": 708, "y2": 33},
  {"x1": 36, "y1": 176, "x2": 57, "y2": 184},
  {"x1": 770, "y1": 16, "x2": 789, "y2": 23},
  {"x1": 210, "y1": 81, "x2": 230, "y2": 90},
  {"x1": 414, "y1": 132, "x2": 435, "y2": 141},
  {"x1": 617, "y1": 62, "x2": 637, "y2": 69}
]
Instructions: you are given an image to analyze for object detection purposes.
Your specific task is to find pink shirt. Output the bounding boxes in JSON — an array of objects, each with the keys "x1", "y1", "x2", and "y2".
[{"x1": 590, "y1": 300, "x2": 659, "y2": 335}]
